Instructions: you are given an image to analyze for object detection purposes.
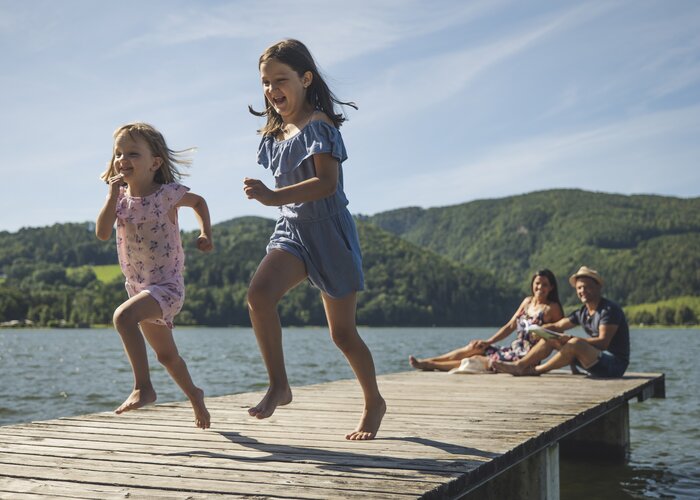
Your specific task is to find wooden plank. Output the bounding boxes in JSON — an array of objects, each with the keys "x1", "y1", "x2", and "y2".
[
  {"x1": 0, "y1": 370, "x2": 664, "y2": 499},
  {"x1": 0, "y1": 478, "x2": 216, "y2": 499}
]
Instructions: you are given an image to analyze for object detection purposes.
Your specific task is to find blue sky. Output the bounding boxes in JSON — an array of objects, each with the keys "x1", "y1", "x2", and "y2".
[{"x1": 1, "y1": 0, "x2": 699, "y2": 232}]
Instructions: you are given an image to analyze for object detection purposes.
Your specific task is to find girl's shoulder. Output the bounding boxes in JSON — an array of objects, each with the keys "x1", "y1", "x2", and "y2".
[
  {"x1": 160, "y1": 182, "x2": 190, "y2": 206},
  {"x1": 309, "y1": 110, "x2": 335, "y2": 127},
  {"x1": 117, "y1": 183, "x2": 189, "y2": 222},
  {"x1": 257, "y1": 114, "x2": 347, "y2": 176}
]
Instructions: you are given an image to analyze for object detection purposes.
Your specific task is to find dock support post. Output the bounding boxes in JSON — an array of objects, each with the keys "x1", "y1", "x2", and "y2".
[
  {"x1": 560, "y1": 401, "x2": 630, "y2": 462},
  {"x1": 461, "y1": 443, "x2": 560, "y2": 500}
]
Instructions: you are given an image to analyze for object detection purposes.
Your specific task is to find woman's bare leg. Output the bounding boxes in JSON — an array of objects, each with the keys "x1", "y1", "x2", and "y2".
[{"x1": 409, "y1": 340, "x2": 485, "y2": 369}]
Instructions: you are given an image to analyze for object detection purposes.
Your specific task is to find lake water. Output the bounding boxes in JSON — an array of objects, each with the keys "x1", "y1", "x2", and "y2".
[{"x1": 0, "y1": 327, "x2": 698, "y2": 499}]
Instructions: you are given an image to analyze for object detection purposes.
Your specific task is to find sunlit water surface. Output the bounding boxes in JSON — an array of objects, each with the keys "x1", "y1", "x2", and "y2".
[{"x1": 1, "y1": 327, "x2": 697, "y2": 499}]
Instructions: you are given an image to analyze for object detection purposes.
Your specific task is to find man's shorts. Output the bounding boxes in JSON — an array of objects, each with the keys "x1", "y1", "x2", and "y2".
[{"x1": 578, "y1": 350, "x2": 628, "y2": 378}]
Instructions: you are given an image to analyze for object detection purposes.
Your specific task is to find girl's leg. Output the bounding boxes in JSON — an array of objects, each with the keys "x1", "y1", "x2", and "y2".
[
  {"x1": 112, "y1": 292, "x2": 162, "y2": 413},
  {"x1": 321, "y1": 292, "x2": 386, "y2": 440},
  {"x1": 140, "y1": 322, "x2": 210, "y2": 429},
  {"x1": 247, "y1": 250, "x2": 307, "y2": 419}
]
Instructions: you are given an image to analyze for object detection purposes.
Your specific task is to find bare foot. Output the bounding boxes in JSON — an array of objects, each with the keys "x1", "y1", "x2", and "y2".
[
  {"x1": 346, "y1": 396, "x2": 386, "y2": 440},
  {"x1": 115, "y1": 387, "x2": 157, "y2": 414},
  {"x1": 408, "y1": 355, "x2": 432, "y2": 371},
  {"x1": 492, "y1": 360, "x2": 538, "y2": 376},
  {"x1": 248, "y1": 385, "x2": 292, "y2": 419},
  {"x1": 189, "y1": 388, "x2": 210, "y2": 429}
]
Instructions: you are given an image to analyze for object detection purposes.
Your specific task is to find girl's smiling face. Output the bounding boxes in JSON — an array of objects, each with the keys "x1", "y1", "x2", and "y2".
[
  {"x1": 113, "y1": 133, "x2": 162, "y2": 184},
  {"x1": 260, "y1": 58, "x2": 311, "y2": 121}
]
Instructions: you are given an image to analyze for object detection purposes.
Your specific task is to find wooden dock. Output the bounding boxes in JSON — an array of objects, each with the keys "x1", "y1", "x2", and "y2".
[{"x1": 0, "y1": 370, "x2": 664, "y2": 499}]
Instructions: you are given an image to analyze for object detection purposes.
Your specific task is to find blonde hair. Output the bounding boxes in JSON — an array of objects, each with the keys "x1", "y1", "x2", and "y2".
[{"x1": 100, "y1": 122, "x2": 192, "y2": 184}]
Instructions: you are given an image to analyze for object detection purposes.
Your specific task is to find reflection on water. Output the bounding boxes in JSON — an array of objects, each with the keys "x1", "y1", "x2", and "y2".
[{"x1": 0, "y1": 327, "x2": 698, "y2": 498}]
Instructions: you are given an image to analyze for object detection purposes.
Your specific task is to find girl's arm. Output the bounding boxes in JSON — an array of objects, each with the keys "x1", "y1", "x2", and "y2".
[
  {"x1": 244, "y1": 152, "x2": 339, "y2": 206},
  {"x1": 480, "y1": 297, "x2": 530, "y2": 346},
  {"x1": 95, "y1": 176, "x2": 122, "y2": 240},
  {"x1": 176, "y1": 192, "x2": 213, "y2": 252}
]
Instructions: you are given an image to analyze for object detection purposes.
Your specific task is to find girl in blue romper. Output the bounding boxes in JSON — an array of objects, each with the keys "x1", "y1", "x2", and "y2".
[{"x1": 244, "y1": 39, "x2": 385, "y2": 440}]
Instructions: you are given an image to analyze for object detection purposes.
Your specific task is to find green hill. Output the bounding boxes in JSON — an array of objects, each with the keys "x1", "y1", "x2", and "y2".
[
  {"x1": 367, "y1": 189, "x2": 700, "y2": 308},
  {"x1": 0, "y1": 217, "x2": 518, "y2": 327},
  {"x1": 2, "y1": 189, "x2": 697, "y2": 327},
  {"x1": 625, "y1": 296, "x2": 700, "y2": 326}
]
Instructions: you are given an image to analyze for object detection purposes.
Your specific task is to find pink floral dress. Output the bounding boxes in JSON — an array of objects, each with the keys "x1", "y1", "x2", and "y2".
[{"x1": 115, "y1": 183, "x2": 189, "y2": 328}]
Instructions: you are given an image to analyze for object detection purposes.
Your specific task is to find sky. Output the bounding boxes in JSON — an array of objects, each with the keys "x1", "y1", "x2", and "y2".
[{"x1": 1, "y1": 0, "x2": 699, "y2": 232}]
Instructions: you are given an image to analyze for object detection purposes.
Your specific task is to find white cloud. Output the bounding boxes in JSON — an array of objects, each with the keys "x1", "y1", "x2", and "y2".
[
  {"x1": 354, "y1": 1, "x2": 618, "y2": 125},
  {"x1": 117, "y1": 0, "x2": 507, "y2": 65}
]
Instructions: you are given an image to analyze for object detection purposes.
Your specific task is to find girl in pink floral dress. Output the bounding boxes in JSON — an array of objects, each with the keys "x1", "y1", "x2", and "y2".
[{"x1": 96, "y1": 122, "x2": 213, "y2": 429}]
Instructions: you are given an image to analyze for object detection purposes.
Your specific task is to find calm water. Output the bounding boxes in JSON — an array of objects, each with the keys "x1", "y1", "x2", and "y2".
[{"x1": 0, "y1": 327, "x2": 698, "y2": 499}]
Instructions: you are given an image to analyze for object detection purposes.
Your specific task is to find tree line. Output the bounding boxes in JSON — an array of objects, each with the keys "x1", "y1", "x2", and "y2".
[
  {"x1": 368, "y1": 189, "x2": 700, "y2": 313},
  {"x1": 0, "y1": 218, "x2": 518, "y2": 327},
  {"x1": 2, "y1": 189, "x2": 698, "y2": 328}
]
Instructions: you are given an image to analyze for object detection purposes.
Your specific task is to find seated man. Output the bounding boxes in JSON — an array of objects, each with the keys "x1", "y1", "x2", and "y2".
[{"x1": 492, "y1": 266, "x2": 630, "y2": 378}]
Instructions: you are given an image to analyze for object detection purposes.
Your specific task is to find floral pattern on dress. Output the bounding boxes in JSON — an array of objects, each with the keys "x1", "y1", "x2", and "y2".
[
  {"x1": 115, "y1": 183, "x2": 189, "y2": 327},
  {"x1": 484, "y1": 309, "x2": 545, "y2": 362}
]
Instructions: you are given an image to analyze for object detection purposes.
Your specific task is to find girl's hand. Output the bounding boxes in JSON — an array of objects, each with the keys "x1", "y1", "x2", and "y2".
[
  {"x1": 243, "y1": 177, "x2": 277, "y2": 206},
  {"x1": 106, "y1": 173, "x2": 125, "y2": 197},
  {"x1": 196, "y1": 234, "x2": 213, "y2": 252}
]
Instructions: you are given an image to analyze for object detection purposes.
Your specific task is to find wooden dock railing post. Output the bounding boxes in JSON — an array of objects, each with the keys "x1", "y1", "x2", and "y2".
[
  {"x1": 461, "y1": 443, "x2": 560, "y2": 500},
  {"x1": 560, "y1": 402, "x2": 631, "y2": 462}
]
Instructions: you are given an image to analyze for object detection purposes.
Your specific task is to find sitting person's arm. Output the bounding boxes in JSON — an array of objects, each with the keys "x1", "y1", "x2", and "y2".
[
  {"x1": 542, "y1": 317, "x2": 576, "y2": 347},
  {"x1": 476, "y1": 298, "x2": 531, "y2": 349},
  {"x1": 583, "y1": 323, "x2": 618, "y2": 351},
  {"x1": 542, "y1": 302, "x2": 564, "y2": 324},
  {"x1": 544, "y1": 316, "x2": 584, "y2": 374}
]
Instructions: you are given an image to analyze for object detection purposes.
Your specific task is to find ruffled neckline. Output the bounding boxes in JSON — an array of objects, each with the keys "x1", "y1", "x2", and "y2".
[
  {"x1": 274, "y1": 119, "x2": 320, "y2": 144},
  {"x1": 122, "y1": 184, "x2": 165, "y2": 200},
  {"x1": 258, "y1": 120, "x2": 347, "y2": 177}
]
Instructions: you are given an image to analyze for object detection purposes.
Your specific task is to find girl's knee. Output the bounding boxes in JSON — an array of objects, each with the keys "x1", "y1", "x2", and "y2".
[
  {"x1": 247, "y1": 283, "x2": 278, "y2": 312},
  {"x1": 156, "y1": 350, "x2": 181, "y2": 368},
  {"x1": 113, "y1": 306, "x2": 138, "y2": 330},
  {"x1": 329, "y1": 327, "x2": 360, "y2": 351}
]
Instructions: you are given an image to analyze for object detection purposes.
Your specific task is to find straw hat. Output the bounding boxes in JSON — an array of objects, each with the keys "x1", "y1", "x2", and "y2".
[{"x1": 569, "y1": 266, "x2": 604, "y2": 287}]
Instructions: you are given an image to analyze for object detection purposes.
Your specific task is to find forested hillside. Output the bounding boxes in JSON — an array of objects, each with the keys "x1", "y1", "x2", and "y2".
[
  {"x1": 0, "y1": 218, "x2": 518, "y2": 327},
  {"x1": 2, "y1": 189, "x2": 697, "y2": 328},
  {"x1": 367, "y1": 189, "x2": 700, "y2": 308}
]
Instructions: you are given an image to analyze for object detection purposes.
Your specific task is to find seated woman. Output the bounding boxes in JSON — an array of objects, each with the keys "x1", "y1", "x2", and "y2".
[{"x1": 409, "y1": 269, "x2": 564, "y2": 372}]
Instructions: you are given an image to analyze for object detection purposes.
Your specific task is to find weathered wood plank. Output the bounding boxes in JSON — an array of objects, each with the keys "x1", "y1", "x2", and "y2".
[{"x1": 0, "y1": 370, "x2": 664, "y2": 499}]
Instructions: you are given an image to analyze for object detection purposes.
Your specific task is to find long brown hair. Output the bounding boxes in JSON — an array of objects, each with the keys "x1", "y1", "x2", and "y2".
[
  {"x1": 248, "y1": 39, "x2": 357, "y2": 137},
  {"x1": 100, "y1": 122, "x2": 192, "y2": 184},
  {"x1": 531, "y1": 269, "x2": 563, "y2": 315}
]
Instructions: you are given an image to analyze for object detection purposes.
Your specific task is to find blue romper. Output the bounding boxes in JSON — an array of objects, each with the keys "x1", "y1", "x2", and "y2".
[{"x1": 257, "y1": 120, "x2": 364, "y2": 298}]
